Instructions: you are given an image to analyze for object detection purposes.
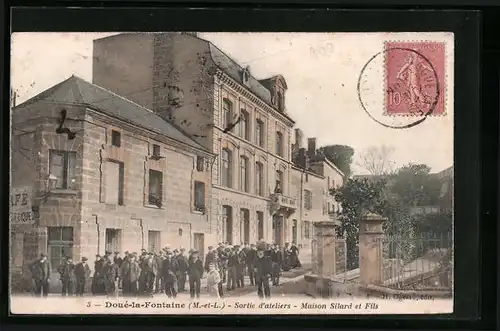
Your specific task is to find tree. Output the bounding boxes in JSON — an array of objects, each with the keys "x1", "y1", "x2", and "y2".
[
  {"x1": 332, "y1": 177, "x2": 388, "y2": 269},
  {"x1": 390, "y1": 163, "x2": 442, "y2": 206},
  {"x1": 317, "y1": 145, "x2": 355, "y2": 178},
  {"x1": 356, "y1": 145, "x2": 396, "y2": 175}
]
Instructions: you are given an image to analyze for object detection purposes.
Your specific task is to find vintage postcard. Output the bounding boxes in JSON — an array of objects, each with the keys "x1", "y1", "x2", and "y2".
[{"x1": 9, "y1": 32, "x2": 454, "y2": 315}]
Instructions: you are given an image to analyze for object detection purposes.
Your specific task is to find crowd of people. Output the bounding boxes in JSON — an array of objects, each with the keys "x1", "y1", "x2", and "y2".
[{"x1": 29, "y1": 241, "x2": 303, "y2": 300}]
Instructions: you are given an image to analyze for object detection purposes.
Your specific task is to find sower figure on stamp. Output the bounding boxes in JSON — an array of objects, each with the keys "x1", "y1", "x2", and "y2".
[
  {"x1": 74, "y1": 257, "x2": 91, "y2": 296},
  {"x1": 161, "y1": 249, "x2": 178, "y2": 298},
  {"x1": 254, "y1": 247, "x2": 273, "y2": 299},
  {"x1": 270, "y1": 244, "x2": 283, "y2": 286},
  {"x1": 187, "y1": 250, "x2": 204, "y2": 299},
  {"x1": 58, "y1": 256, "x2": 76, "y2": 296},
  {"x1": 30, "y1": 253, "x2": 51, "y2": 297},
  {"x1": 120, "y1": 254, "x2": 141, "y2": 296},
  {"x1": 396, "y1": 51, "x2": 434, "y2": 111},
  {"x1": 175, "y1": 249, "x2": 188, "y2": 293}
]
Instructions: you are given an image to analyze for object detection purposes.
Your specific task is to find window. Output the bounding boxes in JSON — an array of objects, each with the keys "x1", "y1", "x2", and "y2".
[
  {"x1": 304, "y1": 189, "x2": 312, "y2": 210},
  {"x1": 196, "y1": 156, "x2": 205, "y2": 172},
  {"x1": 49, "y1": 150, "x2": 77, "y2": 190},
  {"x1": 303, "y1": 221, "x2": 311, "y2": 239},
  {"x1": 111, "y1": 130, "x2": 121, "y2": 147},
  {"x1": 148, "y1": 169, "x2": 163, "y2": 206},
  {"x1": 240, "y1": 209, "x2": 250, "y2": 244},
  {"x1": 222, "y1": 205, "x2": 233, "y2": 244},
  {"x1": 239, "y1": 156, "x2": 249, "y2": 192},
  {"x1": 105, "y1": 160, "x2": 124, "y2": 205},
  {"x1": 194, "y1": 181, "x2": 206, "y2": 211},
  {"x1": 305, "y1": 173, "x2": 309, "y2": 182},
  {"x1": 223, "y1": 99, "x2": 233, "y2": 130},
  {"x1": 257, "y1": 211, "x2": 264, "y2": 240},
  {"x1": 148, "y1": 230, "x2": 161, "y2": 253},
  {"x1": 275, "y1": 170, "x2": 284, "y2": 193},
  {"x1": 105, "y1": 228, "x2": 121, "y2": 254},
  {"x1": 152, "y1": 144, "x2": 161, "y2": 157},
  {"x1": 276, "y1": 132, "x2": 283, "y2": 157},
  {"x1": 47, "y1": 227, "x2": 74, "y2": 270},
  {"x1": 255, "y1": 162, "x2": 264, "y2": 196},
  {"x1": 240, "y1": 110, "x2": 250, "y2": 140},
  {"x1": 255, "y1": 120, "x2": 265, "y2": 148},
  {"x1": 221, "y1": 148, "x2": 232, "y2": 188}
]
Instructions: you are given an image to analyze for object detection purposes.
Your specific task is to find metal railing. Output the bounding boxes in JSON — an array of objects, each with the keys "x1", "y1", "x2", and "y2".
[{"x1": 379, "y1": 232, "x2": 452, "y2": 291}]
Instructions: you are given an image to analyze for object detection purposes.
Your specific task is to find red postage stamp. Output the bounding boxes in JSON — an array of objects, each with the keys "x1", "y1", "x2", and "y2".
[{"x1": 385, "y1": 41, "x2": 446, "y2": 116}]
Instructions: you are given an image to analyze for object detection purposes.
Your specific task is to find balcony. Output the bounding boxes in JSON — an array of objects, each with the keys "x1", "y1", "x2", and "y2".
[
  {"x1": 328, "y1": 212, "x2": 342, "y2": 226},
  {"x1": 270, "y1": 193, "x2": 297, "y2": 216}
]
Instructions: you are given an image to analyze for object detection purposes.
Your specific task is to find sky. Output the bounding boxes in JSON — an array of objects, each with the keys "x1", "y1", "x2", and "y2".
[{"x1": 11, "y1": 32, "x2": 454, "y2": 175}]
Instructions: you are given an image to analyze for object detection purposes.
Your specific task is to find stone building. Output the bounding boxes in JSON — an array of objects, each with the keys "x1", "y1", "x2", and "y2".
[
  {"x1": 92, "y1": 32, "x2": 298, "y2": 246},
  {"x1": 290, "y1": 129, "x2": 344, "y2": 250},
  {"x1": 10, "y1": 75, "x2": 215, "y2": 278}
]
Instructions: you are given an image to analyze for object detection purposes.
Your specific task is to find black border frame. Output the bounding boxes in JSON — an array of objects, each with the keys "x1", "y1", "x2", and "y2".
[{"x1": 2, "y1": 6, "x2": 490, "y2": 329}]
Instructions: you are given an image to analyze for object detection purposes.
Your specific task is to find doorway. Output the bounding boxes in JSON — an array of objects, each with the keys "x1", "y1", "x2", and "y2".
[
  {"x1": 273, "y1": 215, "x2": 283, "y2": 247},
  {"x1": 105, "y1": 228, "x2": 122, "y2": 254},
  {"x1": 193, "y1": 233, "x2": 205, "y2": 259},
  {"x1": 292, "y1": 219, "x2": 298, "y2": 244},
  {"x1": 223, "y1": 205, "x2": 233, "y2": 244}
]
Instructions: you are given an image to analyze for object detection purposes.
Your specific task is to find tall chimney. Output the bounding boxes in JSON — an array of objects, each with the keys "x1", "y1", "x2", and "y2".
[
  {"x1": 307, "y1": 138, "x2": 316, "y2": 157},
  {"x1": 295, "y1": 128, "x2": 303, "y2": 150}
]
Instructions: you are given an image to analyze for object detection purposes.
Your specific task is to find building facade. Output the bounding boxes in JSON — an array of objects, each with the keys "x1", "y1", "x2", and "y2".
[
  {"x1": 93, "y1": 32, "x2": 299, "y2": 247},
  {"x1": 290, "y1": 130, "x2": 344, "y2": 250},
  {"x1": 10, "y1": 76, "x2": 215, "y2": 279}
]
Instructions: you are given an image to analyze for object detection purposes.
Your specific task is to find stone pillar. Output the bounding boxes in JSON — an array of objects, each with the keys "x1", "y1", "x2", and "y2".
[
  {"x1": 313, "y1": 221, "x2": 338, "y2": 278},
  {"x1": 359, "y1": 212, "x2": 386, "y2": 285}
]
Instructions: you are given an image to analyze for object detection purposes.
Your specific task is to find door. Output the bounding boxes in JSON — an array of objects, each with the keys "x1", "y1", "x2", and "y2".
[
  {"x1": 292, "y1": 219, "x2": 298, "y2": 244},
  {"x1": 273, "y1": 215, "x2": 283, "y2": 247},
  {"x1": 105, "y1": 228, "x2": 122, "y2": 254},
  {"x1": 193, "y1": 233, "x2": 205, "y2": 260}
]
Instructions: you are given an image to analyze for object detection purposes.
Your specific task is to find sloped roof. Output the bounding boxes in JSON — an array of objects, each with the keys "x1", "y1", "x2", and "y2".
[{"x1": 15, "y1": 75, "x2": 209, "y2": 152}]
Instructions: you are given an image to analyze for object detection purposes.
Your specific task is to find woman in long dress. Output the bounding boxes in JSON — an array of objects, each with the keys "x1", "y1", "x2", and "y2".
[{"x1": 206, "y1": 262, "x2": 221, "y2": 298}]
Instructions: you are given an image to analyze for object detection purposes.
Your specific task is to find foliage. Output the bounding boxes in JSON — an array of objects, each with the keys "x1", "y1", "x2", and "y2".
[
  {"x1": 390, "y1": 163, "x2": 442, "y2": 206},
  {"x1": 332, "y1": 177, "x2": 388, "y2": 269},
  {"x1": 356, "y1": 145, "x2": 396, "y2": 175},
  {"x1": 317, "y1": 145, "x2": 355, "y2": 178},
  {"x1": 333, "y1": 163, "x2": 449, "y2": 270}
]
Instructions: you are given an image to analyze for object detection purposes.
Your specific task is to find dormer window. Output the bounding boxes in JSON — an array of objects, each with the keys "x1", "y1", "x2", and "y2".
[
  {"x1": 242, "y1": 66, "x2": 251, "y2": 86},
  {"x1": 152, "y1": 144, "x2": 161, "y2": 157},
  {"x1": 277, "y1": 90, "x2": 285, "y2": 111}
]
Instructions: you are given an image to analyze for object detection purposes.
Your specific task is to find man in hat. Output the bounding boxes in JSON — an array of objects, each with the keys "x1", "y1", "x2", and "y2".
[
  {"x1": 246, "y1": 244, "x2": 257, "y2": 286},
  {"x1": 226, "y1": 246, "x2": 238, "y2": 291},
  {"x1": 154, "y1": 251, "x2": 165, "y2": 294},
  {"x1": 270, "y1": 245, "x2": 283, "y2": 286},
  {"x1": 30, "y1": 253, "x2": 51, "y2": 297},
  {"x1": 236, "y1": 245, "x2": 247, "y2": 288},
  {"x1": 254, "y1": 247, "x2": 273, "y2": 299},
  {"x1": 113, "y1": 252, "x2": 124, "y2": 268},
  {"x1": 101, "y1": 255, "x2": 119, "y2": 297},
  {"x1": 175, "y1": 248, "x2": 189, "y2": 292},
  {"x1": 217, "y1": 243, "x2": 228, "y2": 284},
  {"x1": 58, "y1": 256, "x2": 76, "y2": 296},
  {"x1": 139, "y1": 252, "x2": 156, "y2": 296},
  {"x1": 161, "y1": 249, "x2": 178, "y2": 298},
  {"x1": 120, "y1": 254, "x2": 141, "y2": 296},
  {"x1": 187, "y1": 250, "x2": 203, "y2": 299},
  {"x1": 204, "y1": 246, "x2": 215, "y2": 272},
  {"x1": 91, "y1": 254, "x2": 105, "y2": 295},
  {"x1": 74, "y1": 257, "x2": 91, "y2": 296}
]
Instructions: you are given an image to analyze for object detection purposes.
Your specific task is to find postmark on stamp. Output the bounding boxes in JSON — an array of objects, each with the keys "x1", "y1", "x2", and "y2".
[{"x1": 384, "y1": 41, "x2": 445, "y2": 117}]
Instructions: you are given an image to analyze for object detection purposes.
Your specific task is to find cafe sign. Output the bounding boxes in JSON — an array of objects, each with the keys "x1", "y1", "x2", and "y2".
[{"x1": 10, "y1": 186, "x2": 34, "y2": 225}]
